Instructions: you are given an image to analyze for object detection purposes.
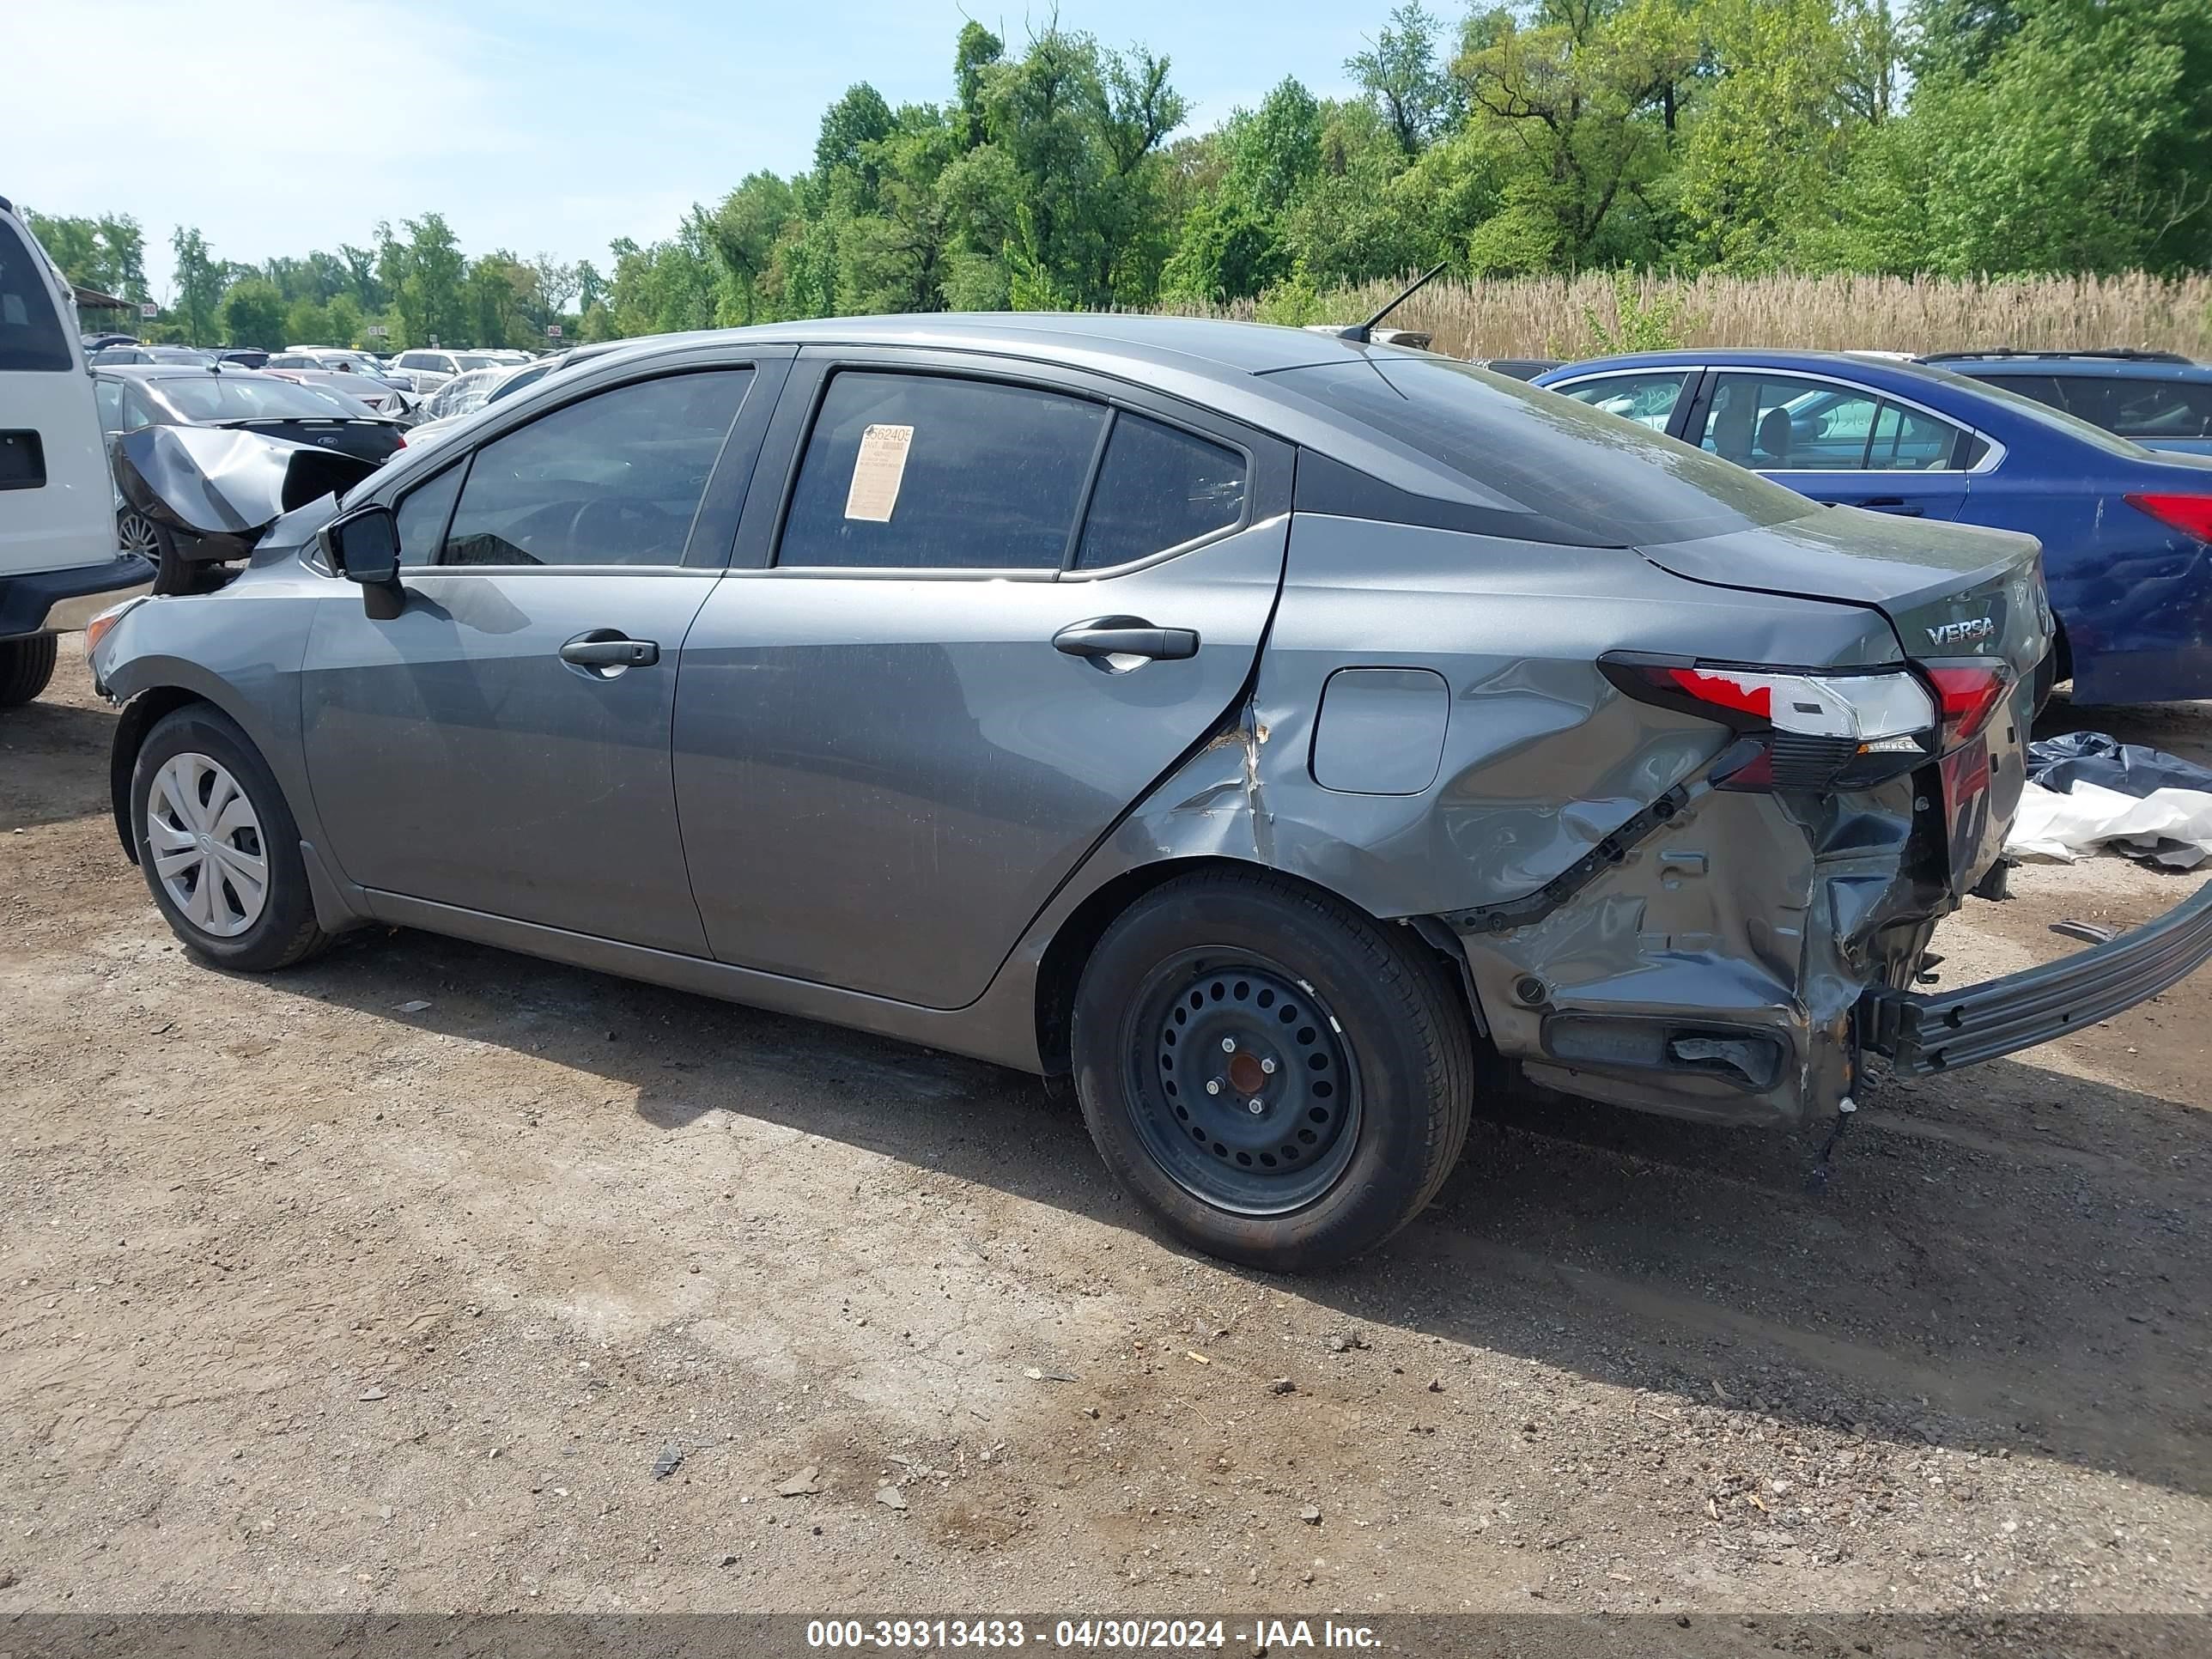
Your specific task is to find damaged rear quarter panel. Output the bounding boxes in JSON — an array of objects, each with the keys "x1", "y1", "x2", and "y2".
[{"x1": 1073, "y1": 512, "x2": 1921, "y2": 1126}]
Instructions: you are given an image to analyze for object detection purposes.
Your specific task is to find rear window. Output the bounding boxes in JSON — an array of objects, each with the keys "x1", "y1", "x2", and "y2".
[
  {"x1": 1272, "y1": 357, "x2": 1814, "y2": 544},
  {"x1": 1925, "y1": 364, "x2": 2154, "y2": 458},
  {"x1": 2040, "y1": 374, "x2": 2212, "y2": 441},
  {"x1": 152, "y1": 375, "x2": 374, "y2": 422},
  {"x1": 0, "y1": 217, "x2": 73, "y2": 373}
]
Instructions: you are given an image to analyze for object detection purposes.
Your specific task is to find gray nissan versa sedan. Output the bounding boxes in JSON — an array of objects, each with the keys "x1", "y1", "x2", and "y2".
[{"x1": 83, "y1": 315, "x2": 2212, "y2": 1271}]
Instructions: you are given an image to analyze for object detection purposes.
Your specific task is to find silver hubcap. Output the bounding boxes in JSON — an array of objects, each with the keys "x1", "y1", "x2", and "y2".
[
  {"x1": 146, "y1": 752, "x2": 268, "y2": 938},
  {"x1": 118, "y1": 513, "x2": 159, "y2": 559}
]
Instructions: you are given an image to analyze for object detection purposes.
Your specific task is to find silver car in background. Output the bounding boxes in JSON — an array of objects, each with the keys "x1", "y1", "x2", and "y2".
[{"x1": 83, "y1": 315, "x2": 2212, "y2": 1271}]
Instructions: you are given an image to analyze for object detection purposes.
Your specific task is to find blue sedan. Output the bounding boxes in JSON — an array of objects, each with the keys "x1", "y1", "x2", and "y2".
[{"x1": 1534, "y1": 350, "x2": 2212, "y2": 706}]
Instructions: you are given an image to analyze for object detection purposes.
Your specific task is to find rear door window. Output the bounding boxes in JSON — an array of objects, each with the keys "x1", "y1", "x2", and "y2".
[
  {"x1": 0, "y1": 217, "x2": 73, "y2": 373},
  {"x1": 435, "y1": 368, "x2": 753, "y2": 568},
  {"x1": 1700, "y1": 374, "x2": 1966, "y2": 471},
  {"x1": 776, "y1": 371, "x2": 1106, "y2": 570},
  {"x1": 1073, "y1": 414, "x2": 1248, "y2": 569}
]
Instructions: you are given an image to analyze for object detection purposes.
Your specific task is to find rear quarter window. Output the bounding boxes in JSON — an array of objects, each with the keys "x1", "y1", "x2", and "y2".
[{"x1": 0, "y1": 218, "x2": 73, "y2": 373}]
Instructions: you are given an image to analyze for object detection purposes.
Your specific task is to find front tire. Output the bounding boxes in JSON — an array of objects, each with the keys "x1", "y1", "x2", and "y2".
[
  {"x1": 0, "y1": 634, "x2": 58, "y2": 707},
  {"x1": 121, "y1": 509, "x2": 206, "y2": 597},
  {"x1": 1071, "y1": 872, "x2": 1475, "y2": 1273},
  {"x1": 130, "y1": 705, "x2": 328, "y2": 971}
]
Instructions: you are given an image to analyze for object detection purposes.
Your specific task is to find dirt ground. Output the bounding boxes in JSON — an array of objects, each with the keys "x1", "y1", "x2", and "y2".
[{"x1": 3, "y1": 645, "x2": 2211, "y2": 1641}]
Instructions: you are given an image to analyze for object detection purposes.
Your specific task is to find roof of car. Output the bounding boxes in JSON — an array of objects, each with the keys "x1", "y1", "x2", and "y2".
[
  {"x1": 1927, "y1": 352, "x2": 2210, "y2": 380},
  {"x1": 580, "y1": 313, "x2": 1446, "y2": 382}
]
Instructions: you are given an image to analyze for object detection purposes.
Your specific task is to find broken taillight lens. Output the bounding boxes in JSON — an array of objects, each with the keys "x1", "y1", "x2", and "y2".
[
  {"x1": 1602, "y1": 657, "x2": 1944, "y2": 792},
  {"x1": 1925, "y1": 663, "x2": 2008, "y2": 746}
]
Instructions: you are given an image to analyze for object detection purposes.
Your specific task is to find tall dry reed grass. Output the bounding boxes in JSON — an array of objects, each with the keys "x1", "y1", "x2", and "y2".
[{"x1": 1172, "y1": 271, "x2": 2212, "y2": 360}]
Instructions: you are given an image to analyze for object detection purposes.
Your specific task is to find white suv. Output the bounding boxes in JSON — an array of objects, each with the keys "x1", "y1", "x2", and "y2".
[
  {"x1": 389, "y1": 348, "x2": 501, "y2": 395},
  {"x1": 0, "y1": 195, "x2": 149, "y2": 706}
]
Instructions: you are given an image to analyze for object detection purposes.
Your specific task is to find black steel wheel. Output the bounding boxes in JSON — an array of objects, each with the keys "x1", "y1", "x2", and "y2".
[
  {"x1": 1133, "y1": 953, "x2": 1362, "y2": 1214},
  {"x1": 1072, "y1": 870, "x2": 1476, "y2": 1273}
]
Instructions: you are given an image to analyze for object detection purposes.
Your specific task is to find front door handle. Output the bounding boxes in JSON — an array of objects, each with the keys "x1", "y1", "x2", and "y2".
[
  {"x1": 1052, "y1": 617, "x2": 1200, "y2": 661},
  {"x1": 560, "y1": 632, "x2": 660, "y2": 669},
  {"x1": 1854, "y1": 497, "x2": 1924, "y2": 516}
]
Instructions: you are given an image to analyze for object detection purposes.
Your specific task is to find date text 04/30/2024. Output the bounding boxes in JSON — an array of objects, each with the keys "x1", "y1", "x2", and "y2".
[{"x1": 805, "y1": 1618, "x2": 1382, "y2": 1649}]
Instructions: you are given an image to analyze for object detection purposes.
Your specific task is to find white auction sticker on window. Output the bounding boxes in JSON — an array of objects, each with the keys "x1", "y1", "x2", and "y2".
[{"x1": 844, "y1": 423, "x2": 915, "y2": 522}]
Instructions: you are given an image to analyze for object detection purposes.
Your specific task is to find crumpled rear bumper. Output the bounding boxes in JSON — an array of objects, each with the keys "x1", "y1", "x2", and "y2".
[{"x1": 1858, "y1": 878, "x2": 2212, "y2": 1074}]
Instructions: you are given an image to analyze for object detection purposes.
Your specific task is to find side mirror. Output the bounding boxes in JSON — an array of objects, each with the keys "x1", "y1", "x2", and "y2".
[{"x1": 321, "y1": 503, "x2": 405, "y2": 618}]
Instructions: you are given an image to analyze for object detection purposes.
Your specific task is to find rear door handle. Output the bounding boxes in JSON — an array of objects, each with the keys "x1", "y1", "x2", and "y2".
[
  {"x1": 1854, "y1": 497, "x2": 1924, "y2": 516},
  {"x1": 560, "y1": 632, "x2": 660, "y2": 668},
  {"x1": 1052, "y1": 617, "x2": 1200, "y2": 661}
]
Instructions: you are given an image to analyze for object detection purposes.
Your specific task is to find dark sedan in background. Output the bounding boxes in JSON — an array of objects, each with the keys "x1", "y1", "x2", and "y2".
[
  {"x1": 1535, "y1": 350, "x2": 2212, "y2": 707},
  {"x1": 1923, "y1": 349, "x2": 2212, "y2": 457},
  {"x1": 94, "y1": 366, "x2": 406, "y2": 592}
]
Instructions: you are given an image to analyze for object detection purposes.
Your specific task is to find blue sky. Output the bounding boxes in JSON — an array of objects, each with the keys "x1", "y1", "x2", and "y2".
[{"x1": 7, "y1": 0, "x2": 1377, "y2": 297}]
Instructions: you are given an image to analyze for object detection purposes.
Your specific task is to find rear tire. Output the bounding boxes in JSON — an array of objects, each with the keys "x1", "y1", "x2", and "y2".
[
  {"x1": 0, "y1": 634, "x2": 58, "y2": 707},
  {"x1": 130, "y1": 704, "x2": 329, "y2": 971},
  {"x1": 1071, "y1": 871, "x2": 1476, "y2": 1273}
]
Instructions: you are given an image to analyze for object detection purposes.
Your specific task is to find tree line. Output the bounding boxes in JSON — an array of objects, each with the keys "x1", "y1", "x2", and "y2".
[{"x1": 28, "y1": 0, "x2": 2212, "y2": 351}]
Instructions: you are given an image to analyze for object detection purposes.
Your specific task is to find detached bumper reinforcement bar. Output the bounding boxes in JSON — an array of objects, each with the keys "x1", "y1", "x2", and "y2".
[{"x1": 1860, "y1": 877, "x2": 2212, "y2": 1074}]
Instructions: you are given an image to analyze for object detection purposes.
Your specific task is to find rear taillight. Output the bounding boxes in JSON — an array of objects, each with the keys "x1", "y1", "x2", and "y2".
[
  {"x1": 1925, "y1": 663, "x2": 2008, "y2": 745},
  {"x1": 2126, "y1": 492, "x2": 2212, "y2": 542},
  {"x1": 1604, "y1": 657, "x2": 1948, "y2": 792}
]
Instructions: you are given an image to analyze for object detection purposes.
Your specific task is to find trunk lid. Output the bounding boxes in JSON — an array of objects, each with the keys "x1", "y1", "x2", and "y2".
[
  {"x1": 1634, "y1": 504, "x2": 2049, "y2": 686},
  {"x1": 1637, "y1": 504, "x2": 2051, "y2": 890}
]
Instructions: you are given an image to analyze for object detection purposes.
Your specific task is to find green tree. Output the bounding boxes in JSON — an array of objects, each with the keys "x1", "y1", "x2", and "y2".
[
  {"x1": 283, "y1": 295, "x2": 332, "y2": 345},
  {"x1": 1673, "y1": 0, "x2": 1851, "y2": 270},
  {"x1": 171, "y1": 226, "x2": 225, "y2": 344},
  {"x1": 23, "y1": 211, "x2": 148, "y2": 299},
  {"x1": 325, "y1": 293, "x2": 363, "y2": 347},
  {"x1": 1456, "y1": 0, "x2": 1702, "y2": 270},
  {"x1": 705, "y1": 172, "x2": 798, "y2": 322},
  {"x1": 1346, "y1": 3, "x2": 1454, "y2": 156},
  {"x1": 379, "y1": 214, "x2": 469, "y2": 346},
  {"x1": 222, "y1": 276, "x2": 287, "y2": 347}
]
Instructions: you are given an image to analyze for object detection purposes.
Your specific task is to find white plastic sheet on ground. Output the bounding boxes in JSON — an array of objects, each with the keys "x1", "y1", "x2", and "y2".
[{"x1": 2006, "y1": 779, "x2": 2212, "y2": 868}]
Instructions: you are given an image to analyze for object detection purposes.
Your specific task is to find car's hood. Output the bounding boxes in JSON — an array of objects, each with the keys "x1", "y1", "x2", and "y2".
[{"x1": 113, "y1": 423, "x2": 383, "y2": 559}]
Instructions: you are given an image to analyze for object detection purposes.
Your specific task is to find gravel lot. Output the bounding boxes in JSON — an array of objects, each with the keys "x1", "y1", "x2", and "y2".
[{"x1": 3, "y1": 646, "x2": 2209, "y2": 1645}]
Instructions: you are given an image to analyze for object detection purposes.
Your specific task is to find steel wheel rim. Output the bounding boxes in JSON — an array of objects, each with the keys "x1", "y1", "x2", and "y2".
[
  {"x1": 118, "y1": 512, "x2": 160, "y2": 561},
  {"x1": 1122, "y1": 950, "x2": 1363, "y2": 1217},
  {"x1": 146, "y1": 752, "x2": 268, "y2": 939}
]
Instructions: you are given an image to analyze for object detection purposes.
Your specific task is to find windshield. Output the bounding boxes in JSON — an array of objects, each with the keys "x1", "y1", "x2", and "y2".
[
  {"x1": 152, "y1": 374, "x2": 373, "y2": 422},
  {"x1": 1273, "y1": 356, "x2": 1815, "y2": 544},
  {"x1": 455, "y1": 354, "x2": 496, "y2": 370}
]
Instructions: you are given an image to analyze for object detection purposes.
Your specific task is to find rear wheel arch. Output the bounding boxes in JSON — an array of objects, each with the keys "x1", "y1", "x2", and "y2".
[{"x1": 1032, "y1": 855, "x2": 1484, "y2": 1076}]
